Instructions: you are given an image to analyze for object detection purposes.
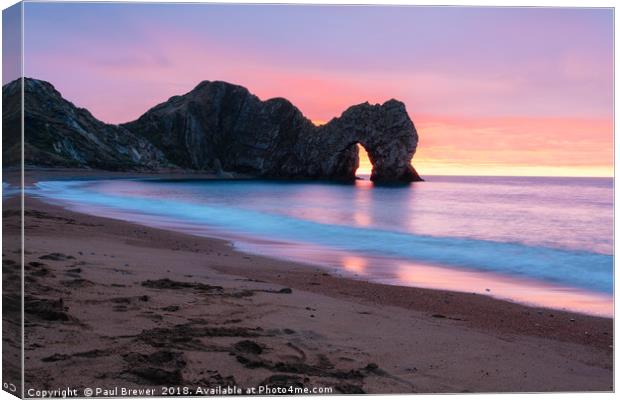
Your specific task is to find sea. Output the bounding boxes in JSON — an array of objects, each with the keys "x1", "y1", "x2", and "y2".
[{"x1": 21, "y1": 175, "x2": 614, "y2": 316}]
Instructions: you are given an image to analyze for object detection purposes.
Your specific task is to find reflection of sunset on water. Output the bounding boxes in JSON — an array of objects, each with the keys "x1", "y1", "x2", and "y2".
[
  {"x1": 353, "y1": 211, "x2": 371, "y2": 227},
  {"x1": 352, "y1": 173, "x2": 372, "y2": 226},
  {"x1": 354, "y1": 179, "x2": 373, "y2": 189}
]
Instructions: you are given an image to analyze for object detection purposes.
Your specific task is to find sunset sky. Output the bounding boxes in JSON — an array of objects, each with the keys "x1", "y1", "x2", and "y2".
[{"x1": 10, "y1": 3, "x2": 614, "y2": 176}]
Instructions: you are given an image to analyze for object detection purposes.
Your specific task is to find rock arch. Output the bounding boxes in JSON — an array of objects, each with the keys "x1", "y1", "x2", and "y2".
[{"x1": 317, "y1": 99, "x2": 423, "y2": 182}]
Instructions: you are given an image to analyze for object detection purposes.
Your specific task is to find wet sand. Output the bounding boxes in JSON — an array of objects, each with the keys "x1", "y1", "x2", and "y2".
[{"x1": 1, "y1": 192, "x2": 609, "y2": 395}]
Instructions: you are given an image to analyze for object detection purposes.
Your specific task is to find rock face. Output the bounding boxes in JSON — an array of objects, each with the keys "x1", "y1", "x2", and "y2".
[
  {"x1": 3, "y1": 78, "x2": 171, "y2": 170},
  {"x1": 3, "y1": 78, "x2": 422, "y2": 182},
  {"x1": 124, "y1": 80, "x2": 421, "y2": 182},
  {"x1": 308, "y1": 100, "x2": 422, "y2": 182}
]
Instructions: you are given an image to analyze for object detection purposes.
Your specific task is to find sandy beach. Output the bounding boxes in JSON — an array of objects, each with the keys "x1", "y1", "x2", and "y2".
[{"x1": 2, "y1": 178, "x2": 612, "y2": 394}]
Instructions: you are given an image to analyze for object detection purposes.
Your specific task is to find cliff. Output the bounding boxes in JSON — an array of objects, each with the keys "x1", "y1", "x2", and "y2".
[
  {"x1": 3, "y1": 78, "x2": 422, "y2": 182},
  {"x1": 2, "y1": 78, "x2": 171, "y2": 170}
]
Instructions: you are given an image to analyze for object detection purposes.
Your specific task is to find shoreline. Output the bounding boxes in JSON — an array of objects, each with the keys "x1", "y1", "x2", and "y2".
[
  {"x1": 13, "y1": 168, "x2": 615, "y2": 327},
  {"x1": 22, "y1": 169, "x2": 613, "y2": 319},
  {"x1": 12, "y1": 169, "x2": 614, "y2": 321},
  {"x1": 23, "y1": 197, "x2": 615, "y2": 346},
  {"x1": 45, "y1": 199, "x2": 616, "y2": 319}
]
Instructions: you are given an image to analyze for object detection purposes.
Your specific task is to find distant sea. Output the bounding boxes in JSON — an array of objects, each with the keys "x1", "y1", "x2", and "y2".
[{"x1": 26, "y1": 175, "x2": 614, "y2": 316}]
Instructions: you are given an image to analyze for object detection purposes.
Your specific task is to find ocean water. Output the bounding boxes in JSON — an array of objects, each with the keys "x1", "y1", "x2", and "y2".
[{"x1": 27, "y1": 176, "x2": 614, "y2": 315}]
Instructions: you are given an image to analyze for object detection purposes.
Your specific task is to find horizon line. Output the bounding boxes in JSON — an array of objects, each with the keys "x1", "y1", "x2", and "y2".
[{"x1": 356, "y1": 172, "x2": 614, "y2": 179}]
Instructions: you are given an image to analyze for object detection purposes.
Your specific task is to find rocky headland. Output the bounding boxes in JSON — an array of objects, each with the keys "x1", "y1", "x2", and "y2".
[{"x1": 3, "y1": 78, "x2": 422, "y2": 182}]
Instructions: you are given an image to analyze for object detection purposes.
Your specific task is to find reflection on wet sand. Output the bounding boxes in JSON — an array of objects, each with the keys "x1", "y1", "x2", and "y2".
[
  {"x1": 341, "y1": 256, "x2": 368, "y2": 275},
  {"x1": 392, "y1": 262, "x2": 613, "y2": 317},
  {"x1": 238, "y1": 240, "x2": 612, "y2": 317}
]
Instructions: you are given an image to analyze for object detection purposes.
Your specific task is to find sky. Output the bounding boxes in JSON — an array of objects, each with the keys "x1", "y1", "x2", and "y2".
[{"x1": 9, "y1": 3, "x2": 614, "y2": 176}]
